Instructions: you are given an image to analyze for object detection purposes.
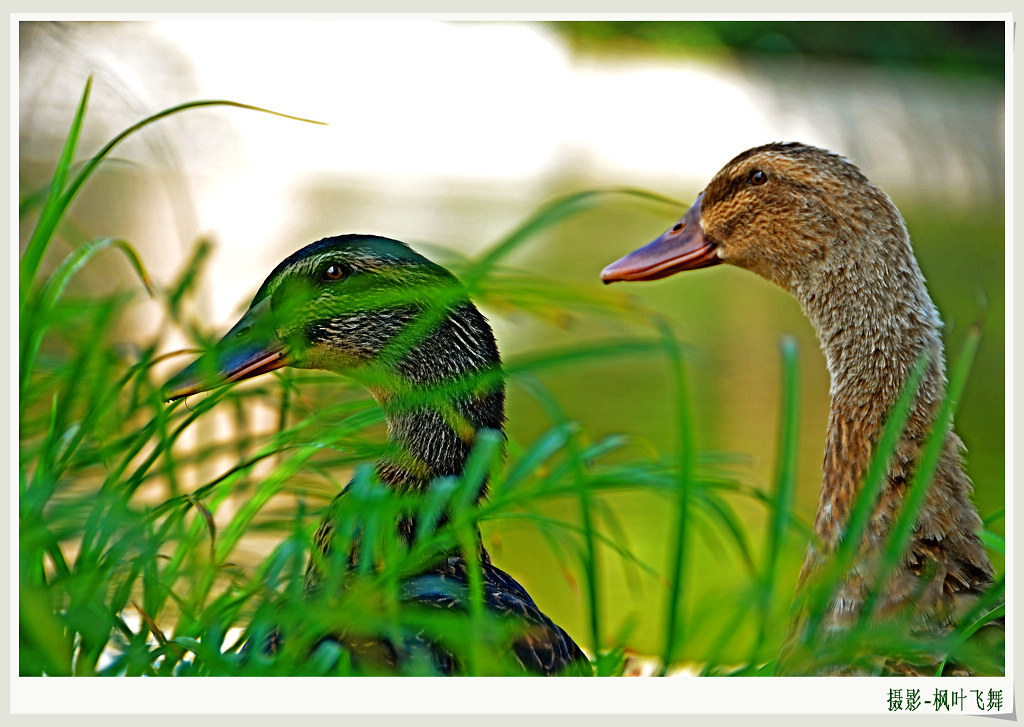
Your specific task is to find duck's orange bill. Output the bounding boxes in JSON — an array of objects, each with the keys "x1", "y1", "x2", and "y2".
[
  {"x1": 601, "y1": 193, "x2": 721, "y2": 283},
  {"x1": 163, "y1": 298, "x2": 292, "y2": 402}
]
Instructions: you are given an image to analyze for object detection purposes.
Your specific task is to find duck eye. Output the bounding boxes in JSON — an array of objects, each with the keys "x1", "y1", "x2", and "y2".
[
  {"x1": 748, "y1": 170, "x2": 768, "y2": 186},
  {"x1": 323, "y1": 264, "x2": 345, "y2": 281}
]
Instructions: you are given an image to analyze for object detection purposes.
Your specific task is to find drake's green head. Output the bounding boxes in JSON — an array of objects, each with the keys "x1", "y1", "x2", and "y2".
[{"x1": 164, "y1": 234, "x2": 501, "y2": 402}]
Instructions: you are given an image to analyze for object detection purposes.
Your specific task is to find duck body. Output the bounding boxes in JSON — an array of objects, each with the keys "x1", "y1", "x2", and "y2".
[
  {"x1": 389, "y1": 554, "x2": 589, "y2": 675},
  {"x1": 602, "y1": 143, "x2": 997, "y2": 671},
  {"x1": 166, "y1": 234, "x2": 589, "y2": 676}
]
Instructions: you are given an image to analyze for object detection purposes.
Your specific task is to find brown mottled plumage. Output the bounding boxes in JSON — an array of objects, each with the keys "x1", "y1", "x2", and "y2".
[
  {"x1": 602, "y1": 142, "x2": 999, "y2": 673},
  {"x1": 166, "y1": 234, "x2": 589, "y2": 676}
]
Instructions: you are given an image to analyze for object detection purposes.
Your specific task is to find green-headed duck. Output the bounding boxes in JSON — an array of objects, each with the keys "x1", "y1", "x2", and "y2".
[{"x1": 166, "y1": 234, "x2": 590, "y2": 675}]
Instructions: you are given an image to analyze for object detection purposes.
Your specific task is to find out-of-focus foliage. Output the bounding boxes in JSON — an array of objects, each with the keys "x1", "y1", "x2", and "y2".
[{"x1": 553, "y1": 21, "x2": 1004, "y2": 80}]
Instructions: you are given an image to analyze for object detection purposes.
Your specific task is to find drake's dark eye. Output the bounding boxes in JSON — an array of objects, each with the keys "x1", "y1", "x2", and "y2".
[
  {"x1": 748, "y1": 169, "x2": 768, "y2": 186},
  {"x1": 323, "y1": 264, "x2": 345, "y2": 281}
]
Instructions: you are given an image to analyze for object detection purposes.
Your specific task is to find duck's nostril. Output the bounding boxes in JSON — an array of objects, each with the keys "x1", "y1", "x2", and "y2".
[
  {"x1": 672, "y1": 222, "x2": 685, "y2": 233},
  {"x1": 236, "y1": 325, "x2": 252, "y2": 339}
]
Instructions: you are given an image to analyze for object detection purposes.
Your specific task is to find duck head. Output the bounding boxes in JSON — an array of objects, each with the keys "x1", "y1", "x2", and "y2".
[
  {"x1": 601, "y1": 142, "x2": 907, "y2": 296},
  {"x1": 165, "y1": 234, "x2": 500, "y2": 402}
]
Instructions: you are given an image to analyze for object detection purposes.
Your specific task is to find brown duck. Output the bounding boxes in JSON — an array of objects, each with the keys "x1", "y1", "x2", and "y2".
[{"x1": 602, "y1": 142, "x2": 999, "y2": 674}]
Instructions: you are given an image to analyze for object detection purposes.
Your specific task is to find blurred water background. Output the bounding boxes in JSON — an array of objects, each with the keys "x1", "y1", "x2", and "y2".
[{"x1": 19, "y1": 19, "x2": 1005, "y2": 662}]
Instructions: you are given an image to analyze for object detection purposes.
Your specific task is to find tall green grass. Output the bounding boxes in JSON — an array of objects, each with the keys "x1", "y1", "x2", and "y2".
[{"x1": 19, "y1": 80, "x2": 1003, "y2": 677}]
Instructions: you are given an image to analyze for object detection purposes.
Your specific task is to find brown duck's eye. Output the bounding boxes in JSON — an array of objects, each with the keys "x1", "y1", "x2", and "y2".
[
  {"x1": 323, "y1": 264, "x2": 345, "y2": 281},
  {"x1": 749, "y1": 169, "x2": 768, "y2": 186}
]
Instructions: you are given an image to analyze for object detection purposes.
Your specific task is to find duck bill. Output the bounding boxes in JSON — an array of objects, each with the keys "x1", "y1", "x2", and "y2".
[
  {"x1": 601, "y1": 193, "x2": 720, "y2": 283},
  {"x1": 164, "y1": 298, "x2": 292, "y2": 402}
]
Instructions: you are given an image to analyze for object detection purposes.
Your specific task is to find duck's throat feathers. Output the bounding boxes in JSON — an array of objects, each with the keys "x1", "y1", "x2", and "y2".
[
  {"x1": 791, "y1": 228, "x2": 951, "y2": 546},
  {"x1": 369, "y1": 302, "x2": 507, "y2": 494}
]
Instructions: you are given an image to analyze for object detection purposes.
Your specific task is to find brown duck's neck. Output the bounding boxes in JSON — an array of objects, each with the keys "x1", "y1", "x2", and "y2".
[{"x1": 790, "y1": 231, "x2": 950, "y2": 548}]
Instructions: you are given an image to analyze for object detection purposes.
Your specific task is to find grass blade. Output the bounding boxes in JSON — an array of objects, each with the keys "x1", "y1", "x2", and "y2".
[
  {"x1": 21, "y1": 93, "x2": 324, "y2": 299},
  {"x1": 20, "y1": 77, "x2": 92, "y2": 299},
  {"x1": 657, "y1": 318, "x2": 693, "y2": 675},
  {"x1": 752, "y1": 336, "x2": 800, "y2": 659}
]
